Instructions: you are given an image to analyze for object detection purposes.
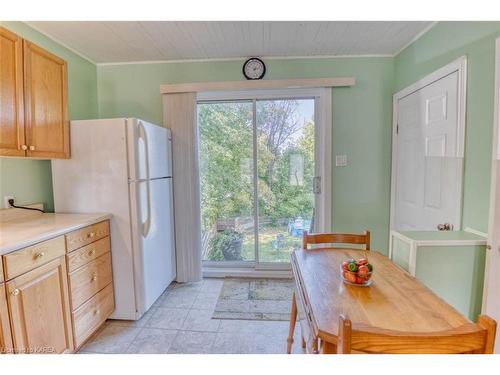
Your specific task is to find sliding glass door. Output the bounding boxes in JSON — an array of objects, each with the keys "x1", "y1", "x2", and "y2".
[
  {"x1": 255, "y1": 99, "x2": 315, "y2": 263},
  {"x1": 198, "y1": 90, "x2": 327, "y2": 269},
  {"x1": 198, "y1": 101, "x2": 256, "y2": 263}
]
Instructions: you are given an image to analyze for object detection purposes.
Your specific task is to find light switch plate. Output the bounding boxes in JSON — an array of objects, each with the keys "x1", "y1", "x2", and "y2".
[{"x1": 335, "y1": 155, "x2": 347, "y2": 167}]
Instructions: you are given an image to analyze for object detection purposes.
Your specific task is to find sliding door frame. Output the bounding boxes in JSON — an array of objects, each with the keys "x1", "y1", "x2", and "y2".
[{"x1": 198, "y1": 88, "x2": 332, "y2": 274}]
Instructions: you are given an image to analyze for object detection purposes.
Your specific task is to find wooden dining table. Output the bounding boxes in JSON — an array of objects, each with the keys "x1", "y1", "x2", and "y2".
[{"x1": 290, "y1": 247, "x2": 472, "y2": 354}]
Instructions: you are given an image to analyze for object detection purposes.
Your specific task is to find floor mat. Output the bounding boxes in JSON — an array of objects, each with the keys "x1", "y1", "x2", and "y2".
[{"x1": 212, "y1": 278, "x2": 294, "y2": 321}]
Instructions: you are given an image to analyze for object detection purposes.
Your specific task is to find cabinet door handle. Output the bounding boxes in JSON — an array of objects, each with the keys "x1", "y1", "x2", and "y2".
[
  {"x1": 20, "y1": 145, "x2": 28, "y2": 150},
  {"x1": 29, "y1": 145, "x2": 35, "y2": 151},
  {"x1": 88, "y1": 249, "x2": 96, "y2": 256},
  {"x1": 86, "y1": 232, "x2": 95, "y2": 239},
  {"x1": 11, "y1": 289, "x2": 20, "y2": 296},
  {"x1": 91, "y1": 273, "x2": 98, "y2": 282},
  {"x1": 34, "y1": 252, "x2": 45, "y2": 260}
]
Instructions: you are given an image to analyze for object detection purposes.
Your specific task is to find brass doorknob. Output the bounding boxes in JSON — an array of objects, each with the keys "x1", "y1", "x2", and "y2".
[
  {"x1": 29, "y1": 145, "x2": 35, "y2": 151},
  {"x1": 20, "y1": 145, "x2": 28, "y2": 150}
]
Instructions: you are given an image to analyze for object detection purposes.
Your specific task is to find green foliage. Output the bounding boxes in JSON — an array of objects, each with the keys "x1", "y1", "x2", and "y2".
[
  {"x1": 199, "y1": 102, "x2": 254, "y2": 229},
  {"x1": 199, "y1": 100, "x2": 314, "y2": 232},
  {"x1": 207, "y1": 230, "x2": 244, "y2": 261}
]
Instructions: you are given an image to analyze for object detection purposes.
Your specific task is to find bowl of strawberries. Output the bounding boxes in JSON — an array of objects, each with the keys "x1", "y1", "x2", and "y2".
[{"x1": 340, "y1": 258, "x2": 373, "y2": 286}]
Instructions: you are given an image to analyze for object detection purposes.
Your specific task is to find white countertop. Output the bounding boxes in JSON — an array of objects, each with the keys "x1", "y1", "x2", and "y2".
[{"x1": 0, "y1": 212, "x2": 112, "y2": 255}]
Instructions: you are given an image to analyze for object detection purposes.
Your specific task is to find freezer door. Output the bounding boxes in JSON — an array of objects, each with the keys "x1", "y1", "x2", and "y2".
[
  {"x1": 131, "y1": 177, "x2": 176, "y2": 314},
  {"x1": 127, "y1": 118, "x2": 171, "y2": 180}
]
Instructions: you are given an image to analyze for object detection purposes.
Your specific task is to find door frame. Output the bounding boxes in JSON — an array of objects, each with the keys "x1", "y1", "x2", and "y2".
[
  {"x1": 389, "y1": 56, "x2": 468, "y2": 233},
  {"x1": 197, "y1": 88, "x2": 332, "y2": 274},
  {"x1": 482, "y1": 38, "x2": 500, "y2": 333}
]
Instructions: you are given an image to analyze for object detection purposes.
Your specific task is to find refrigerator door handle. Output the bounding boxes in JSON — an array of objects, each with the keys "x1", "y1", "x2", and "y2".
[{"x1": 138, "y1": 121, "x2": 152, "y2": 237}]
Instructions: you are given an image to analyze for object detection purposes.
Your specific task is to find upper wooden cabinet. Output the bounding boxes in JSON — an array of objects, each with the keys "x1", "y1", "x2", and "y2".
[
  {"x1": 23, "y1": 41, "x2": 69, "y2": 158},
  {"x1": 0, "y1": 27, "x2": 25, "y2": 157},
  {"x1": 0, "y1": 27, "x2": 69, "y2": 159}
]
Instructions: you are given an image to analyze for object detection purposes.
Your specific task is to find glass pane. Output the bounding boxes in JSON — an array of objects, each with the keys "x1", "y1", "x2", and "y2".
[
  {"x1": 256, "y1": 99, "x2": 315, "y2": 263},
  {"x1": 198, "y1": 101, "x2": 255, "y2": 262}
]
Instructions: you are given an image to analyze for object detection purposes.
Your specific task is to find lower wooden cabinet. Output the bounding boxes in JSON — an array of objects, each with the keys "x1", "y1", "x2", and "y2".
[
  {"x1": 0, "y1": 219, "x2": 114, "y2": 354},
  {"x1": 0, "y1": 283, "x2": 13, "y2": 353},
  {"x1": 6, "y1": 257, "x2": 74, "y2": 353}
]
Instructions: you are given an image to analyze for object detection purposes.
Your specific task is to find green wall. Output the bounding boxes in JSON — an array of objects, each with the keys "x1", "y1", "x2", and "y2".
[
  {"x1": 0, "y1": 22, "x2": 98, "y2": 212},
  {"x1": 3, "y1": 21, "x2": 499, "y2": 254},
  {"x1": 395, "y1": 21, "x2": 500, "y2": 233},
  {"x1": 98, "y1": 58, "x2": 395, "y2": 253}
]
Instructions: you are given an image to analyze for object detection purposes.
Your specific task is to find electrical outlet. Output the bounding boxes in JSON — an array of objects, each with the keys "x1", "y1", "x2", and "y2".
[
  {"x1": 335, "y1": 155, "x2": 348, "y2": 167},
  {"x1": 4, "y1": 195, "x2": 14, "y2": 209}
]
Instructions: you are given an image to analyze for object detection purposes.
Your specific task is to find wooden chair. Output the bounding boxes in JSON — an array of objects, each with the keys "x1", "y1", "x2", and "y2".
[
  {"x1": 337, "y1": 314, "x2": 497, "y2": 354},
  {"x1": 287, "y1": 230, "x2": 371, "y2": 354},
  {"x1": 302, "y1": 230, "x2": 370, "y2": 250}
]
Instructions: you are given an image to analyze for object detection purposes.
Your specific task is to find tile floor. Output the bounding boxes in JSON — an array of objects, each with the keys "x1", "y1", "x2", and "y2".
[{"x1": 79, "y1": 278, "x2": 305, "y2": 354}]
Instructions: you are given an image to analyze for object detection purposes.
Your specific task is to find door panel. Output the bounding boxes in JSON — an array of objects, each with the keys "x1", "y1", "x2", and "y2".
[
  {"x1": 24, "y1": 41, "x2": 69, "y2": 159},
  {"x1": 395, "y1": 71, "x2": 462, "y2": 231},
  {"x1": 0, "y1": 283, "x2": 13, "y2": 353},
  {"x1": 136, "y1": 178, "x2": 176, "y2": 312},
  {"x1": 198, "y1": 101, "x2": 255, "y2": 263},
  {"x1": 7, "y1": 257, "x2": 73, "y2": 354},
  {"x1": 0, "y1": 26, "x2": 25, "y2": 156},
  {"x1": 130, "y1": 119, "x2": 170, "y2": 180},
  {"x1": 256, "y1": 99, "x2": 315, "y2": 263}
]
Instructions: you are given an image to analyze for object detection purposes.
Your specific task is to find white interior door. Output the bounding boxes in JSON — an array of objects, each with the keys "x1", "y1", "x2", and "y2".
[{"x1": 394, "y1": 70, "x2": 464, "y2": 231}]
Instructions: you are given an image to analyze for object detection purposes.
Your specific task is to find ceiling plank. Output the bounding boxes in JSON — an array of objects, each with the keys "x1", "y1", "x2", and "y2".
[{"x1": 25, "y1": 21, "x2": 433, "y2": 63}]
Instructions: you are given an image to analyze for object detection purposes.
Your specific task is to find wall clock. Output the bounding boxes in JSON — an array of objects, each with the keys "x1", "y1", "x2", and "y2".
[{"x1": 243, "y1": 58, "x2": 266, "y2": 80}]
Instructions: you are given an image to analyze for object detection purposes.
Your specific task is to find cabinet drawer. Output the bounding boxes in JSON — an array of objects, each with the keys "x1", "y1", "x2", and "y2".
[
  {"x1": 67, "y1": 237, "x2": 110, "y2": 273},
  {"x1": 73, "y1": 283, "x2": 114, "y2": 349},
  {"x1": 65, "y1": 221, "x2": 110, "y2": 252},
  {"x1": 69, "y1": 252, "x2": 112, "y2": 310},
  {"x1": 2, "y1": 236, "x2": 66, "y2": 280}
]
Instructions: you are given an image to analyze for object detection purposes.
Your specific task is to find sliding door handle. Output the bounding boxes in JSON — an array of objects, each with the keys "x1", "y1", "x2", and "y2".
[{"x1": 313, "y1": 176, "x2": 321, "y2": 194}]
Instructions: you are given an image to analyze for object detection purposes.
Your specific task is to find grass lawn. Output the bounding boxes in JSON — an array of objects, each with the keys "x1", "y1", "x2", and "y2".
[{"x1": 241, "y1": 225, "x2": 302, "y2": 263}]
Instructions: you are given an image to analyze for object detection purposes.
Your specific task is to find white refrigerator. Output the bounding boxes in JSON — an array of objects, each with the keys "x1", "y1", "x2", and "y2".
[{"x1": 52, "y1": 118, "x2": 176, "y2": 320}]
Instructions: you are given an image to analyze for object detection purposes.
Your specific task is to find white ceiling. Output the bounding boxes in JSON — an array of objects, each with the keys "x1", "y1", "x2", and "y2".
[{"x1": 26, "y1": 21, "x2": 434, "y2": 64}]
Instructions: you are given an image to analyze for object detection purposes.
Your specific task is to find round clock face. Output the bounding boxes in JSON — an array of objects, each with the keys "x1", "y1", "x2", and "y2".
[{"x1": 243, "y1": 58, "x2": 266, "y2": 80}]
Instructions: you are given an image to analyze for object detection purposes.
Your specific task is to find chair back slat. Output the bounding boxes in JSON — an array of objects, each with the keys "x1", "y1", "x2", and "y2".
[
  {"x1": 302, "y1": 231, "x2": 370, "y2": 250},
  {"x1": 337, "y1": 314, "x2": 497, "y2": 354}
]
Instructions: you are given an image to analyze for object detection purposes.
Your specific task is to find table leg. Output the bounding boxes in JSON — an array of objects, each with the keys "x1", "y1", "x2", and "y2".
[
  {"x1": 287, "y1": 292, "x2": 298, "y2": 354},
  {"x1": 321, "y1": 341, "x2": 337, "y2": 354}
]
